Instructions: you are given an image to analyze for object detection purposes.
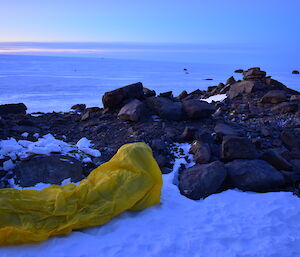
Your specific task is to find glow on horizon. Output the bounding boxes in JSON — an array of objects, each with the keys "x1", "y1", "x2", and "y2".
[{"x1": 0, "y1": 0, "x2": 299, "y2": 47}]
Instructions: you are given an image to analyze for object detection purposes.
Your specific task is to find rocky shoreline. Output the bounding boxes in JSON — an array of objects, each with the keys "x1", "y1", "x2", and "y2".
[{"x1": 1, "y1": 67, "x2": 300, "y2": 199}]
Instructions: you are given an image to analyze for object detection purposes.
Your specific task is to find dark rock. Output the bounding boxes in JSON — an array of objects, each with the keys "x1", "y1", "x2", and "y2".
[
  {"x1": 225, "y1": 159, "x2": 285, "y2": 192},
  {"x1": 14, "y1": 155, "x2": 83, "y2": 187},
  {"x1": 154, "y1": 154, "x2": 168, "y2": 169},
  {"x1": 271, "y1": 102, "x2": 298, "y2": 114},
  {"x1": 145, "y1": 97, "x2": 183, "y2": 121},
  {"x1": 177, "y1": 90, "x2": 188, "y2": 100},
  {"x1": 260, "y1": 90, "x2": 287, "y2": 104},
  {"x1": 117, "y1": 99, "x2": 146, "y2": 122},
  {"x1": 243, "y1": 67, "x2": 266, "y2": 80},
  {"x1": 81, "y1": 107, "x2": 102, "y2": 121},
  {"x1": 179, "y1": 126, "x2": 198, "y2": 141},
  {"x1": 182, "y1": 100, "x2": 215, "y2": 119},
  {"x1": 179, "y1": 161, "x2": 227, "y2": 200},
  {"x1": 102, "y1": 82, "x2": 144, "y2": 109},
  {"x1": 261, "y1": 149, "x2": 293, "y2": 171},
  {"x1": 189, "y1": 89, "x2": 204, "y2": 95},
  {"x1": 0, "y1": 103, "x2": 27, "y2": 116},
  {"x1": 290, "y1": 95, "x2": 300, "y2": 101},
  {"x1": 158, "y1": 91, "x2": 173, "y2": 98},
  {"x1": 280, "y1": 171, "x2": 294, "y2": 187},
  {"x1": 226, "y1": 76, "x2": 236, "y2": 85},
  {"x1": 71, "y1": 104, "x2": 86, "y2": 112},
  {"x1": 151, "y1": 139, "x2": 167, "y2": 152},
  {"x1": 234, "y1": 69, "x2": 244, "y2": 73},
  {"x1": 193, "y1": 142, "x2": 211, "y2": 164},
  {"x1": 10, "y1": 125, "x2": 40, "y2": 133},
  {"x1": 281, "y1": 131, "x2": 299, "y2": 150},
  {"x1": 292, "y1": 70, "x2": 300, "y2": 75},
  {"x1": 214, "y1": 122, "x2": 242, "y2": 140},
  {"x1": 207, "y1": 86, "x2": 217, "y2": 92},
  {"x1": 143, "y1": 88, "x2": 156, "y2": 97},
  {"x1": 221, "y1": 136, "x2": 257, "y2": 161}
]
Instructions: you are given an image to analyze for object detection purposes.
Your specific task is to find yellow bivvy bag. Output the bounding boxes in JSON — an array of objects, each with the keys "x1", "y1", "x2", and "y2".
[{"x1": 0, "y1": 142, "x2": 163, "y2": 246}]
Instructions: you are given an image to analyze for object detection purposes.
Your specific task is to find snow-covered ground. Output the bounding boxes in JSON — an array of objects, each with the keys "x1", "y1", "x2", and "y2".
[{"x1": 0, "y1": 144, "x2": 300, "y2": 257}]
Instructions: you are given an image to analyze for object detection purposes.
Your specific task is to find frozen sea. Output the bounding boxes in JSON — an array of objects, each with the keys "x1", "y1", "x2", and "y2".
[{"x1": 0, "y1": 42, "x2": 299, "y2": 112}]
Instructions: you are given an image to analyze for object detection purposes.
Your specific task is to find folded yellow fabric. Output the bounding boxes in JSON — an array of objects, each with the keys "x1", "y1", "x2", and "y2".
[{"x1": 0, "y1": 142, "x2": 163, "y2": 246}]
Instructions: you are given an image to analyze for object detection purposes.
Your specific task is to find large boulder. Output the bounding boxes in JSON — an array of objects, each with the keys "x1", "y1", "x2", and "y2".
[
  {"x1": 14, "y1": 155, "x2": 83, "y2": 187},
  {"x1": 182, "y1": 100, "x2": 215, "y2": 119},
  {"x1": 179, "y1": 161, "x2": 227, "y2": 200},
  {"x1": 102, "y1": 82, "x2": 144, "y2": 109},
  {"x1": 117, "y1": 99, "x2": 146, "y2": 122},
  {"x1": 145, "y1": 97, "x2": 183, "y2": 121},
  {"x1": 260, "y1": 90, "x2": 287, "y2": 104},
  {"x1": 227, "y1": 80, "x2": 267, "y2": 99},
  {"x1": 221, "y1": 136, "x2": 257, "y2": 161},
  {"x1": 0, "y1": 103, "x2": 27, "y2": 116},
  {"x1": 225, "y1": 159, "x2": 285, "y2": 192}
]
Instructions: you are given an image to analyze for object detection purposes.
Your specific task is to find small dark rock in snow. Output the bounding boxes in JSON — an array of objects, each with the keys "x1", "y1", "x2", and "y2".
[
  {"x1": 179, "y1": 161, "x2": 227, "y2": 200},
  {"x1": 292, "y1": 70, "x2": 300, "y2": 75}
]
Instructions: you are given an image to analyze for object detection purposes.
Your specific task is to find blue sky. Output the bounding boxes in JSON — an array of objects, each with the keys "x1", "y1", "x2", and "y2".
[{"x1": 0, "y1": 0, "x2": 299, "y2": 46}]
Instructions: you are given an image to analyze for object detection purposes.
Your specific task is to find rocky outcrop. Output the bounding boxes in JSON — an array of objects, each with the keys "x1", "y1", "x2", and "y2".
[
  {"x1": 117, "y1": 99, "x2": 147, "y2": 122},
  {"x1": 179, "y1": 161, "x2": 227, "y2": 200},
  {"x1": 227, "y1": 80, "x2": 267, "y2": 99},
  {"x1": 226, "y1": 159, "x2": 285, "y2": 192},
  {"x1": 102, "y1": 82, "x2": 144, "y2": 110},
  {"x1": 243, "y1": 67, "x2": 266, "y2": 80}
]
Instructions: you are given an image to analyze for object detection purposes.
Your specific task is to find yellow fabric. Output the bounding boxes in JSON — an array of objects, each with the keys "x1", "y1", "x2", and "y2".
[{"x1": 0, "y1": 142, "x2": 163, "y2": 246}]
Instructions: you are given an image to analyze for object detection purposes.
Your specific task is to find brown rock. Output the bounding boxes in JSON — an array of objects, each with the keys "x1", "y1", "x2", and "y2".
[
  {"x1": 117, "y1": 99, "x2": 146, "y2": 122},
  {"x1": 221, "y1": 136, "x2": 257, "y2": 161},
  {"x1": 102, "y1": 82, "x2": 144, "y2": 109},
  {"x1": 260, "y1": 90, "x2": 287, "y2": 104}
]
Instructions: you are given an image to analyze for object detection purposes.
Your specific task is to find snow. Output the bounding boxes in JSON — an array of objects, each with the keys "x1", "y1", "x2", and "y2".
[
  {"x1": 9, "y1": 178, "x2": 80, "y2": 191},
  {"x1": 201, "y1": 94, "x2": 227, "y2": 103},
  {"x1": 21, "y1": 132, "x2": 29, "y2": 138},
  {"x1": 0, "y1": 134, "x2": 101, "y2": 172},
  {"x1": 0, "y1": 144, "x2": 299, "y2": 257},
  {"x1": 76, "y1": 137, "x2": 101, "y2": 157}
]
